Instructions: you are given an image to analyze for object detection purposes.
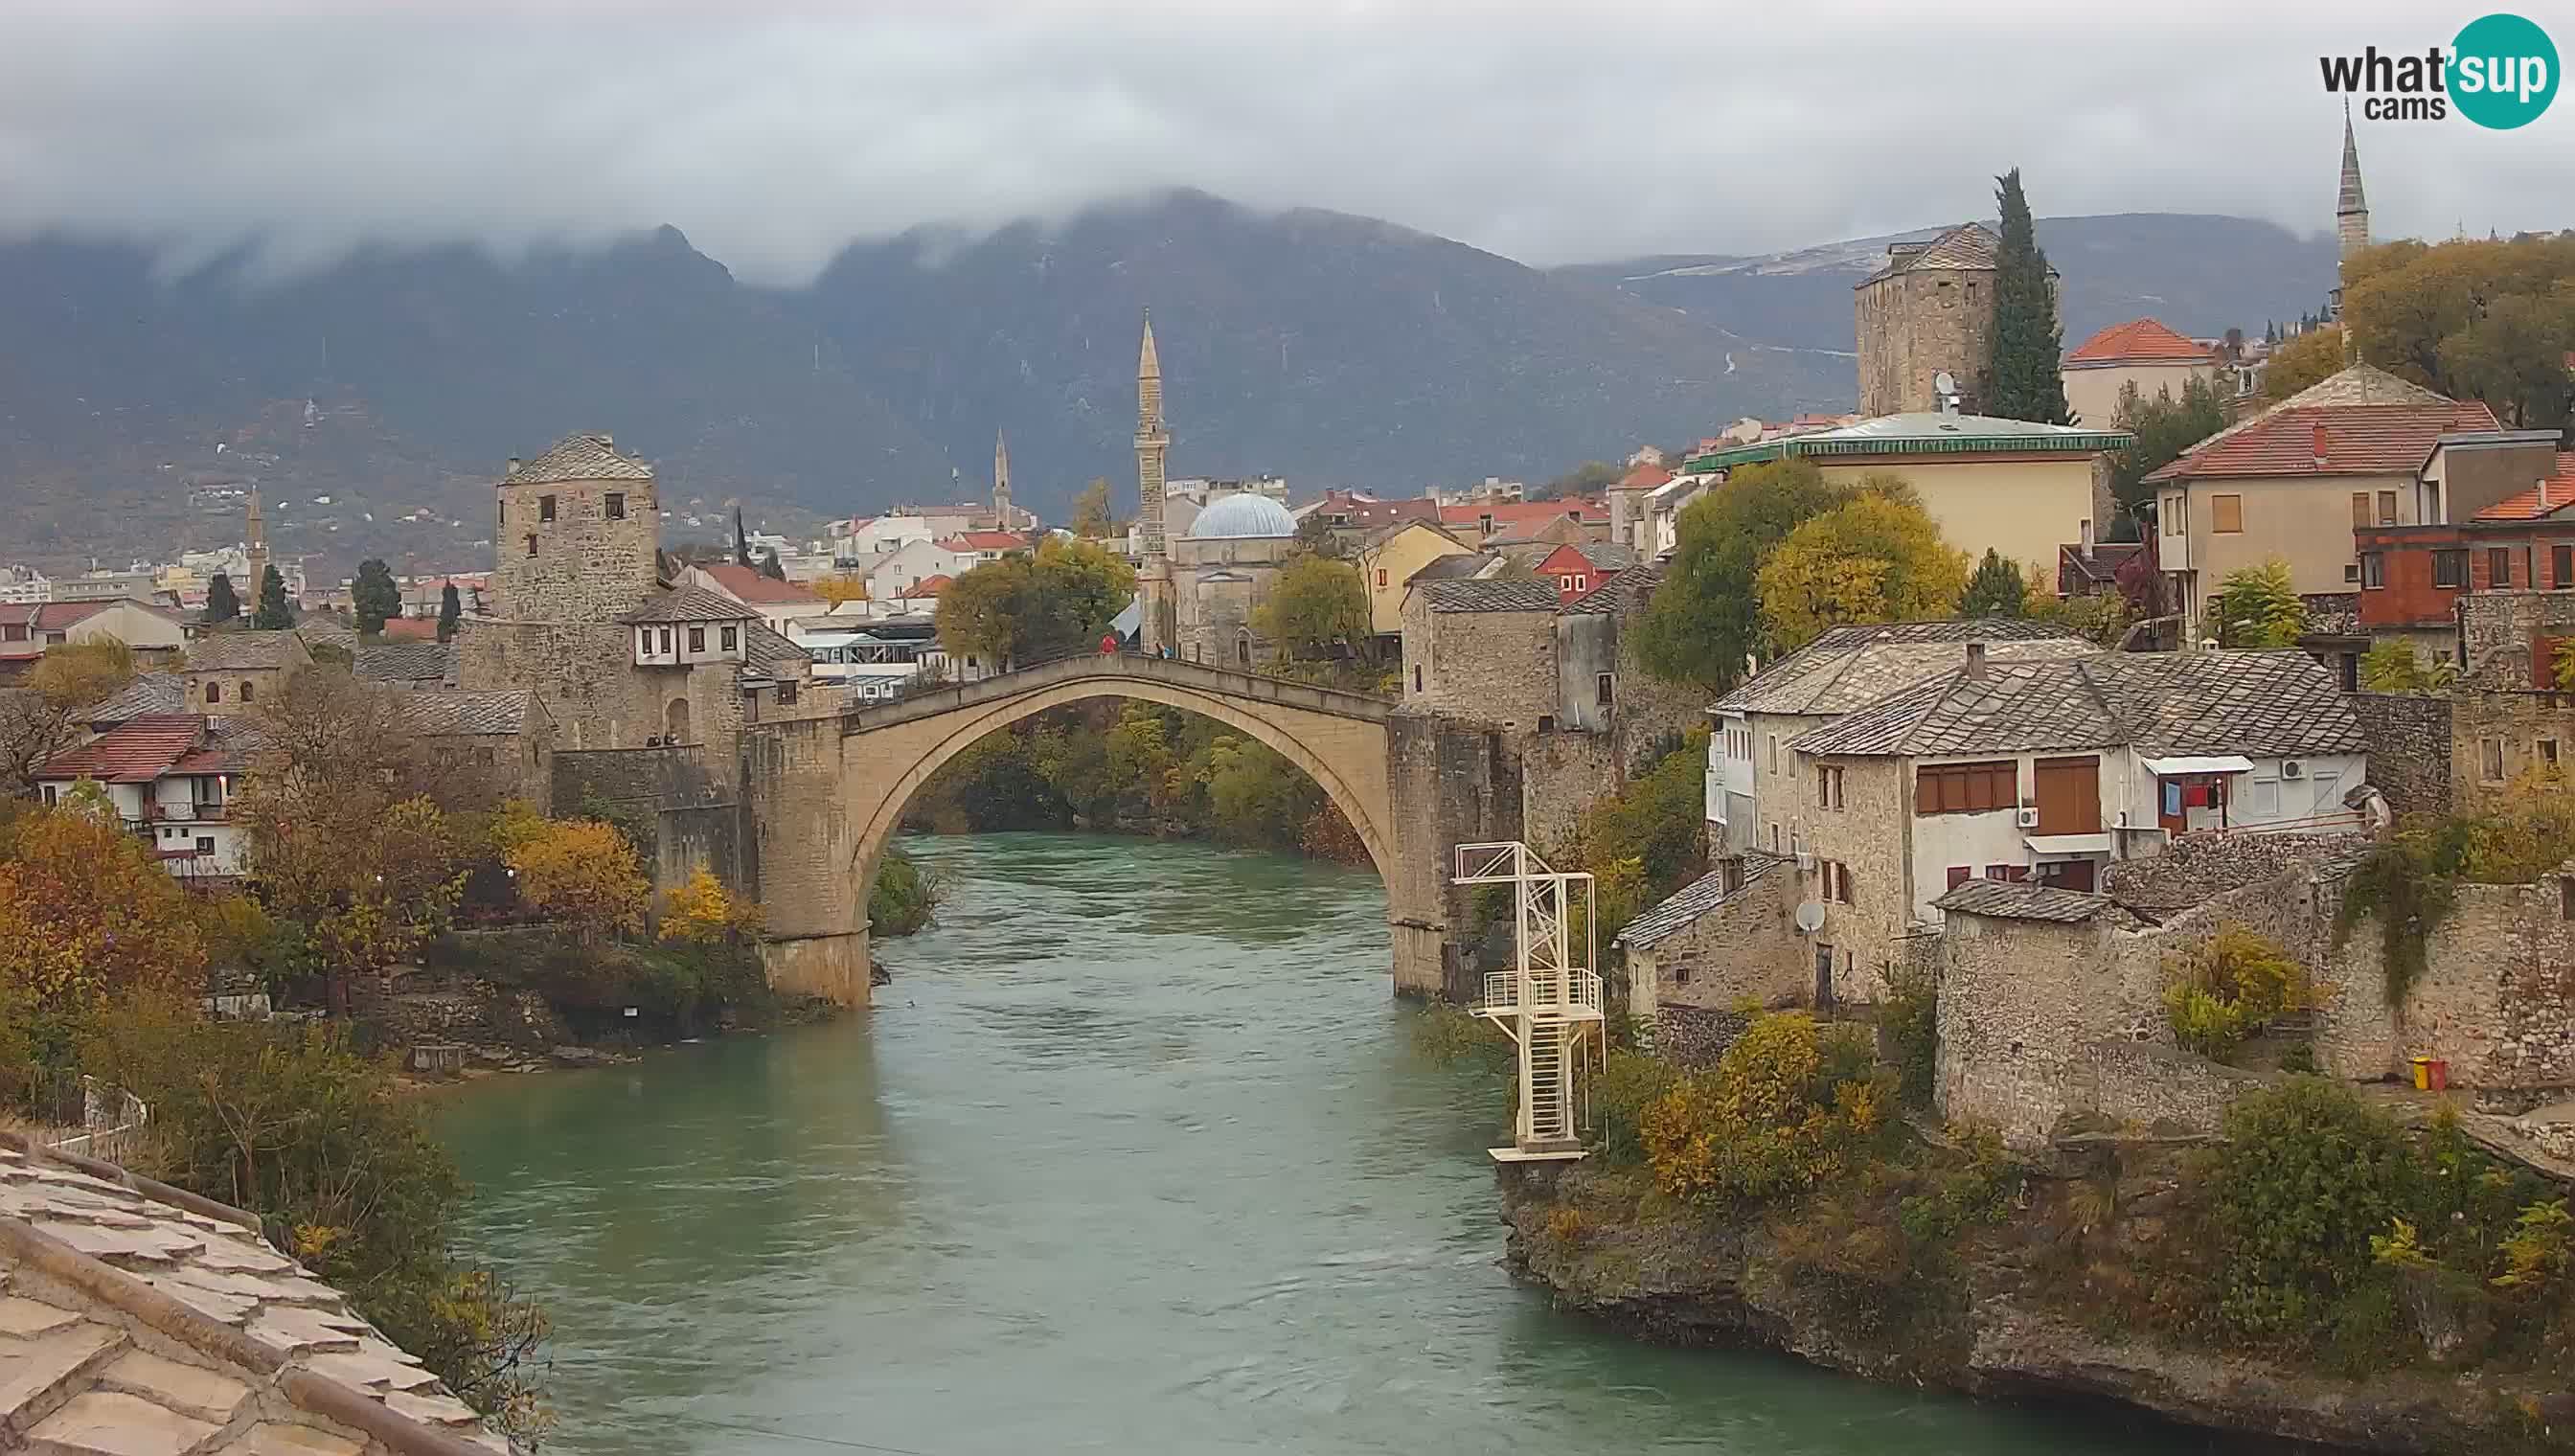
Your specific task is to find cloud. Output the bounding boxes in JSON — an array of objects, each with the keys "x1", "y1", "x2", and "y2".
[{"x1": 0, "y1": 0, "x2": 2564, "y2": 284}]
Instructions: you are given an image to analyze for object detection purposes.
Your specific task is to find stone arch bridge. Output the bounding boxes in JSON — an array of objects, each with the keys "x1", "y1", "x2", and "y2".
[{"x1": 741, "y1": 654, "x2": 1516, "y2": 1005}]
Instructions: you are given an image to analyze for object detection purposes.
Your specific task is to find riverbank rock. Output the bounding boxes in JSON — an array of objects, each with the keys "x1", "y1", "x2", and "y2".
[{"x1": 1496, "y1": 1158, "x2": 2566, "y2": 1454}]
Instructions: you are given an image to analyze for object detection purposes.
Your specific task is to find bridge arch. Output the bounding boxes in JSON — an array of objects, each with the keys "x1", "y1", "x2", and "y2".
[{"x1": 745, "y1": 655, "x2": 1461, "y2": 1007}]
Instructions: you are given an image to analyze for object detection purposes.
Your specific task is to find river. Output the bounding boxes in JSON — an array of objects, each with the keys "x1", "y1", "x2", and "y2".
[{"x1": 440, "y1": 831, "x2": 2219, "y2": 1456}]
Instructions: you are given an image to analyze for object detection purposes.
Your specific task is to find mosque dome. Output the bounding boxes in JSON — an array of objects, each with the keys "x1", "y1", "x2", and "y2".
[{"x1": 1187, "y1": 492, "x2": 1297, "y2": 539}]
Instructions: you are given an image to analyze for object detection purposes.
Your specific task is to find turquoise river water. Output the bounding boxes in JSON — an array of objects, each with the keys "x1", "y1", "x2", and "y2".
[{"x1": 439, "y1": 831, "x2": 2225, "y2": 1456}]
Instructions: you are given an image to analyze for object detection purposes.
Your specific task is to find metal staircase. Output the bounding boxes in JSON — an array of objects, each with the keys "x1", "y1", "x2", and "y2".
[{"x1": 1456, "y1": 842, "x2": 1606, "y2": 1161}]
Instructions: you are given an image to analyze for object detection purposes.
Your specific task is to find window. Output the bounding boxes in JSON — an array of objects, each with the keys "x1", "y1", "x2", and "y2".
[
  {"x1": 606, "y1": 492, "x2": 626, "y2": 520},
  {"x1": 539, "y1": 494, "x2": 557, "y2": 523},
  {"x1": 1945, "y1": 865, "x2": 1971, "y2": 890},
  {"x1": 2541, "y1": 739, "x2": 2561, "y2": 768},
  {"x1": 1816, "y1": 763, "x2": 1845, "y2": 809},
  {"x1": 2481, "y1": 737, "x2": 2506, "y2": 783},
  {"x1": 2491, "y1": 547, "x2": 2513, "y2": 588},
  {"x1": 1821, "y1": 860, "x2": 1855, "y2": 904},
  {"x1": 1984, "y1": 864, "x2": 2028, "y2": 882},
  {"x1": 2556, "y1": 545, "x2": 2573, "y2": 589},
  {"x1": 1376, "y1": 569, "x2": 1387, "y2": 588},
  {"x1": 2210, "y1": 494, "x2": 2244, "y2": 534},
  {"x1": 2361, "y1": 553, "x2": 2385, "y2": 589},
  {"x1": 2432, "y1": 550, "x2": 2467, "y2": 589},
  {"x1": 721, "y1": 626, "x2": 738, "y2": 650},
  {"x1": 195, "y1": 836, "x2": 214, "y2": 854},
  {"x1": 777, "y1": 681, "x2": 799, "y2": 707},
  {"x1": 1766, "y1": 735, "x2": 1780, "y2": 775},
  {"x1": 659, "y1": 627, "x2": 673, "y2": 653},
  {"x1": 238, "y1": 681, "x2": 254, "y2": 702},
  {"x1": 2248, "y1": 776, "x2": 2280, "y2": 816},
  {"x1": 1595, "y1": 671, "x2": 1614, "y2": 707},
  {"x1": 1914, "y1": 760, "x2": 2017, "y2": 815},
  {"x1": 1559, "y1": 576, "x2": 1574, "y2": 591},
  {"x1": 1770, "y1": 823, "x2": 1781, "y2": 853},
  {"x1": 2377, "y1": 489, "x2": 2398, "y2": 526},
  {"x1": 525, "y1": 534, "x2": 538, "y2": 557},
  {"x1": 205, "y1": 682, "x2": 220, "y2": 704},
  {"x1": 2345, "y1": 563, "x2": 2361, "y2": 583},
  {"x1": 2351, "y1": 492, "x2": 2372, "y2": 530},
  {"x1": 1412, "y1": 666, "x2": 1422, "y2": 693},
  {"x1": 688, "y1": 626, "x2": 705, "y2": 652},
  {"x1": 1573, "y1": 575, "x2": 1588, "y2": 593}
]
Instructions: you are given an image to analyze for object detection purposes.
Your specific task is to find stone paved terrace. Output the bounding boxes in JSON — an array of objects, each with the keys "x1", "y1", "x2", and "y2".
[{"x1": 0, "y1": 1136, "x2": 503, "y2": 1455}]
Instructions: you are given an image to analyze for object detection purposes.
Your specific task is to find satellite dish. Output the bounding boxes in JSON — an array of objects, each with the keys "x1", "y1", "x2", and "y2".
[
  {"x1": 1933, "y1": 370, "x2": 1957, "y2": 397},
  {"x1": 1793, "y1": 901, "x2": 1827, "y2": 935}
]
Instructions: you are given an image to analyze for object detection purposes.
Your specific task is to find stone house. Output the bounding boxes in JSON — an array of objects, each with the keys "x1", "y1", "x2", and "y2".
[
  {"x1": 1532, "y1": 540, "x2": 1635, "y2": 605},
  {"x1": 405, "y1": 687, "x2": 556, "y2": 809},
  {"x1": 1398, "y1": 578, "x2": 1561, "y2": 724},
  {"x1": 2145, "y1": 365, "x2": 2497, "y2": 643},
  {"x1": 1353, "y1": 520, "x2": 1476, "y2": 641},
  {"x1": 2058, "y1": 317, "x2": 2221, "y2": 432},
  {"x1": 1678, "y1": 413, "x2": 2131, "y2": 584},
  {"x1": 1615, "y1": 852, "x2": 1803, "y2": 1053},
  {"x1": 1520, "y1": 565, "x2": 1704, "y2": 848},
  {"x1": 354, "y1": 640, "x2": 460, "y2": 689},
  {"x1": 1782, "y1": 647, "x2": 2370, "y2": 998},
  {"x1": 1708, "y1": 619, "x2": 2093, "y2": 856},
  {"x1": 180, "y1": 629, "x2": 312, "y2": 715}
]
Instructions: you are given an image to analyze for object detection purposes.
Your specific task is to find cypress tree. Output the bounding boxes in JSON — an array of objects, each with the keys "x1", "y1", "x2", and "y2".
[
  {"x1": 436, "y1": 581, "x2": 462, "y2": 642},
  {"x1": 252, "y1": 564, "x2": 294, "y2": 629},
  {"x1": 1957, "y1": 548, "x2": 2030, "y2": 618},
  {"x1": 204, "y1": 572, "x2": 239, "y2": 624},
  {"x1": 759, "y1": 549, "x2": 787, "y2": 582},
  {"x1": 1986, "y1": 169, "x2": 2070, "y2": 423},
  {"x1": 733, "y1": 507, "x2": 754, "y2": 568},
  {"x1": 353, "y1": 557, "x2": 401, "y2": 634}
]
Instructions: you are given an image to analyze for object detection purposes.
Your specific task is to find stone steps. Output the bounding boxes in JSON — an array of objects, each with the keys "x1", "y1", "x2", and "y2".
[{"x1": 0, "y1": 1302, "x2": 130, "y2": 1445}]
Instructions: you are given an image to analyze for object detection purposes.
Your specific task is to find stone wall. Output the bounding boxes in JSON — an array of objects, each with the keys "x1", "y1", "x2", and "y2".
[
  {"x1": 2319, "y1": 877, "x2": 2575, "y2": 1090},
  {"x1": 1857, "y1": 266, "x2": 1996, "y2": 418},
  {"x1": 1653, "y1": 1003, "x2": 1755, "y2": 1068},
  {"x1": 2461, "y1": 590, "x2": 2575, "y2": 687},
  {"x1": 2346, "y1": 693, "x2": 2453, "y2": 815},
  {"x1": 1400, "y1": 593, "x2": 1557, "y2": 727},
  {"x1": 551, "y1": 744, "x2": 747, "y2": 895},
  {"x1": 1386, "y1": 712, "x2": 1523, "y2": 1001},
  {"x1": 490, "y1": 473, "x2": 659, "y2": 623},
  {"x1": 458, "y1": 618, "x2": 750, "y2": 762},
  {"x1": 1935, "y1": 908, "x2": 2161, "y2": 1149},
  {"x1": 2451, "y1": 689, "x2": 2575, "y2": 812},
  {"x1": 2101, "y1": 830, "x2": 2369, "y2": 919},
  {"x1": 1519, "y1": 728, "x2": 1619, "y2": 852},
  {"x1": 2080, "y1": 1038, "x2": 2268, "y2": 1136}
]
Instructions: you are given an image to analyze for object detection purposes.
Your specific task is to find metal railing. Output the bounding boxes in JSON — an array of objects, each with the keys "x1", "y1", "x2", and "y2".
[{"x1": 1479, "y1": 968, "x2": 1603, "y2": 1015}]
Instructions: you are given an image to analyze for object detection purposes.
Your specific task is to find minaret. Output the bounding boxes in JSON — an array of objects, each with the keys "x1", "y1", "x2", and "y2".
[
  {"x1": 992, "y1": 429, "x2": 1014, "y2": 530},
  {"x1": 1134, "y1": 311, "x2": 1174, "y2": 653},
  {"x1": 2336, "y1": 103, "x2": 2371, "y2": 261},
  {"x1": 243, "y1": 481, "x2": 269, "y2": 602}
]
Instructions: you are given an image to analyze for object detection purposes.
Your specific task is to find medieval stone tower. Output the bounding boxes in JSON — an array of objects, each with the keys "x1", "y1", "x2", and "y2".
[
  {"x1": 2336, "y1": 105, "x2": 2371, "y2": 262},
  {"x1": 1855, "y1": 223, "x2": 2003, "y2": 417},
  {"x1": 1134, "y1": 311, "x2": 1175, "y2": 652},
  {"x1": 488, "y1": 432, "x2": 660, "y2": 624}
]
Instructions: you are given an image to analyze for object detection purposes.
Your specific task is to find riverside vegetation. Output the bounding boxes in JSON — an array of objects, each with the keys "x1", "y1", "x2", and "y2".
[{"x1": 1434, "y1": 989, "x2": 2574, "y2": 1452}]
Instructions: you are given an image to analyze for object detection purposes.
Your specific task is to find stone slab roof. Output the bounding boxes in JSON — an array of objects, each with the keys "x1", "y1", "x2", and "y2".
[
  {"x1": 0, "y1": 1138, "x2": 501, "y2": 1453},
  {"x1": 82, "y1": 672, "x2": 186, "y2": 726},
  {"x1": 1791, "y1": 648, "x2": 2369, "y2": 760},
  {"x1": 1714, "y1": 619, "x2": 2091, "y2": 717},
  {"x1": 1405, "y1": 554, "x2": 1499, "y2": 584},
  {"x1": 741, "y1": 622, "x2": 809, "y2": 678},
  {"x1": 1616, "y1": 853, "x2": 1784, "y2": 949},
  {"x1": 619, "y1": 585, "x2": 760, "y2": 626},
  {"x1": 185, "y1": 631, "x2": 304, "y2": 673},
  {"x1": 354, "y1": 642, "x2": 459, "y2": 688},
  {"x1": 503, "y1": 433, "x2": 653, "y2": 485},
  {"x1": 1857, "y1": 222, "x2": 2007, "y2": 284},
  {"x1": 1931, "y1": 878, "x2": 2117, "y2": 922},
  {"x1": 402, "y1": 690, "x2": 534, "y2": 738},
  {"x1": 1418, "y1": 579, "x2": 1561, "y2": 614}
]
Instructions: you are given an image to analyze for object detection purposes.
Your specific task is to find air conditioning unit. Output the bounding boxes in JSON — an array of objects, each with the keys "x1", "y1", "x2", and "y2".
[
  {"x1": 2016, "y1": 807, "x2": 2040, "y2": 829},
  {"x1": 2281, "y1": 760, "x2": 2306, "y2": 780},
  {"x1": 1794, "y1": 851, "x2": 1815, "y2": 872}
]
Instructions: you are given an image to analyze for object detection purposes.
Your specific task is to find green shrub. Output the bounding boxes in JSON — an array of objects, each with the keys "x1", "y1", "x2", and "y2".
[
  {"x1": 869, "y1": 846, "x2": 946, "y2": 938},
  {"x1": 2162, "y1": 924, "x2": 2305, "y2": 1061},
  {"x1": 1880, "y1": 960, "x2": 1939, "y2": 1106},
  {"x1": 2208, "y1": 1079, "x2": 2418, "y2": 1338},
  {"x1": 1897, "y1": 1125, "x2": 2021, "y2": 1244},
  {"x1": 1592, "y1": 1048, "x2": 1680, "y2": 1166}
]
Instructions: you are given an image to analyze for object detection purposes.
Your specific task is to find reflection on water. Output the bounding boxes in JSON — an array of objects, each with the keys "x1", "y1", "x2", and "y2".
[{"x1": 441, "y1": 832, "x2": 2217, "y2": 1455}]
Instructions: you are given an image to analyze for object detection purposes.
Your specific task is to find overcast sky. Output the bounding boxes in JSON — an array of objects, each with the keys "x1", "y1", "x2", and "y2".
[{"x1": 1, "y1": 1, "x2": 2564, "y2": 285}]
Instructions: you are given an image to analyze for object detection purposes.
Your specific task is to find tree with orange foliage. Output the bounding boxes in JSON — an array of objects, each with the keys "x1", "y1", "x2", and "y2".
[
  {"x1": 656, "y1": 868, "x2": 763, "y2": 944},
  {"x1": 0, "y1": 803, "x2": 208, "y2": 1057},
  {"x1": 506, "y1": 819, "x2": 649, "y2": 943}
]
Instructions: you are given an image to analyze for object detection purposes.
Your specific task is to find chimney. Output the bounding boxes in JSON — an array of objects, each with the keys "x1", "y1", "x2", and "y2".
[
  {"x1": 506, "y1": 457, "x2": 520, "y2": 473},
  {"x1": 1965, "y1": 642, "x2": 1988, "y2": 679},
  {"x1": 2080, "y1": 517, "x2": 2095, "y2": 552},
  {"x1": 2311, "y1": 421, "x2": 2330, "y2": 467},
  {"x1": 598, "y1": 433, "x2": 613, "y2": 447},
  {"x1": 2541, "y1": 474, "x2": 2552, "y2": 511}
]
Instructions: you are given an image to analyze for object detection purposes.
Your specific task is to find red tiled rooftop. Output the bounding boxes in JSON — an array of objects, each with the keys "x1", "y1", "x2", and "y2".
[
  {"x1": 1616, "y1": 463, "x2": 1673, "y2": 490},
  {"x1": 376, "y1": 616, "x2": 440, "y2": 641},
  {"x1": 939, "y1": 532, "x2": 1030, "y2": 553},
  {"x1": 2066, "y1": 318, "x2": 2217, "y2": 366},
  {"x1": 2146, "y1": 400, "x2": 2499, "y2": 483},
  {"x1": 907, "y1": 575, "x2": 953, "y2": 597},
  {"x1": 697, "y1": 562, "x2": 827, "y2": 604},
  {"x1": 2472, "y1": 453, "x2": 2575, "y2": 522},
  {"x1": 33, "y1": 714, "x2": 206, "y2": 784},
  {"x1": 1438, "y1": 498, "x2": 1604, "y2": 530},
  {"x1": 0, "y1": 602, "x2": 110, "y2": 631}
]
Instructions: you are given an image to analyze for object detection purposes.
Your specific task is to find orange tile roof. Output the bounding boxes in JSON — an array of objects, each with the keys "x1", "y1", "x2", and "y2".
[
  {"x1": 2066, "y1": 318, "x2": 2215, "y2": 366},
  {"x1": 2472, "y1": 453, "x2": 2575, "y2": 522},
  {"x1": 1438, "y1": 498, "x2": 1604, "y2": 530},
  {"x1": 941, "y1": 531, "x2": 1029, "y2": 552},
  {"x1": 698, "y1": 562, "x2": 826, "y2": 605},
  {"x1": 34, "y1": 714, "x2": 207, "y2": 784},
  {"x1": 2147, "y1": 400, "x2": 2499, "y2": 482},
  {"x1": 907, "y1": 575, "x2": 952, "y2": 597},
  {"x1": 1616, "y1": 463, "x2": 1673, "y2": 490}
]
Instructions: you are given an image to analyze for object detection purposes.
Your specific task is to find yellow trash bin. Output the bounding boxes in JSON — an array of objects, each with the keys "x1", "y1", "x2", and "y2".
[{"x1": 2409, "y1": 1057, "x2": 2433, "y2": 1091}]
